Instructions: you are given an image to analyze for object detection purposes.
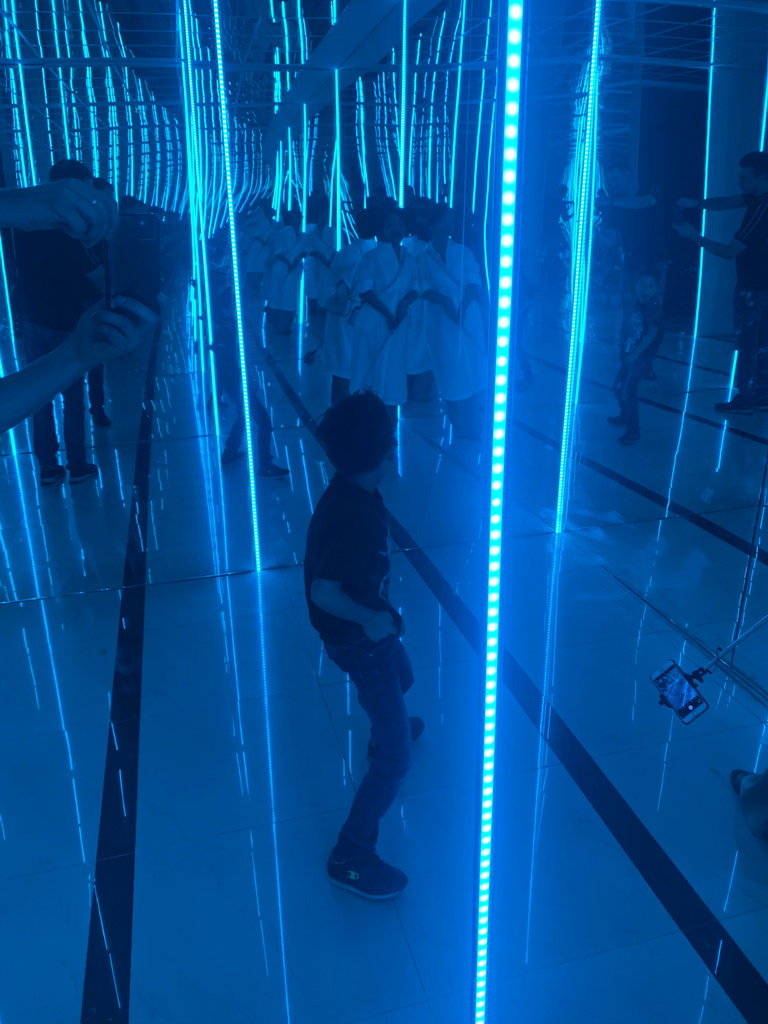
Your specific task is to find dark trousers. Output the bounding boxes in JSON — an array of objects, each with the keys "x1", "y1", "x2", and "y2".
[
  {"x1": 325, "y1": 634, "x2": 414, "y2": 860},
  {"x1": 223, "y1": 393, "x2": 275, "y2": 468},
  {"x1": 88, "y1": 363, "x2": 105, "y2": 409},
  {"x1": 734, "y1": 289, "x2": 768, "y2": 399},
  {"x1": 24, "y1": 322, "x2": 87, "y2": 469},
  {"x1": 613, "y1": 354, "x2": 652, "y2": 436}
]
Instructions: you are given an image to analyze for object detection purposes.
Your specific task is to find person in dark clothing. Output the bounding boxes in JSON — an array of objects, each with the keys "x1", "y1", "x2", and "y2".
[
  {"x1": 86, "y1": 175, "x2": 116, "y2": 427},
  {"x1": 12, "y1": 159, "x2": 103, "y2": 484},
  {"x1": 675, "y1": 151, "x2": 768, "y2": 414},
  {"x1": 607, "y1": 270, "x2": 664, "y2": 445},
  {"x1": 305, "y1": 390, "x2": 424, "y2": 900},
  {"x1": 207, "y1": 237, "x2": 289, "y2": 476}
]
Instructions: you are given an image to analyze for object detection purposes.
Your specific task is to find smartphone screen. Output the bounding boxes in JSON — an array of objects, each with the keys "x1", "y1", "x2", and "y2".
[
  {"x1": 106, "y1": 212, "x2": 162, "y2": 314},
  {"x1": 651, "y1": 661, "x2": 708, "y2": 723}
]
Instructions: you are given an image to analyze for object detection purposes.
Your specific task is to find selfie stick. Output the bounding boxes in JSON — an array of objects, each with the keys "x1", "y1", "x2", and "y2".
[{"x1": 687, "y1": 609, "x2": 768, "y2": 684}]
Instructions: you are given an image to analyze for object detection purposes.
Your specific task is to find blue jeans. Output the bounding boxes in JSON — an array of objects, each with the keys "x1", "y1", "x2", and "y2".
[
  {"x1": 23, "y1": 322, "x2": 87, "y2": 469},
  {"x1": 734, "y1": 289, "x2": 768, "y2": 399},
  {"x1": 613, "y1": 354, "x2": 652, "y2": 436},
  {"x1": 325, "y1": 634, "x2": 414, "y2": 861}
]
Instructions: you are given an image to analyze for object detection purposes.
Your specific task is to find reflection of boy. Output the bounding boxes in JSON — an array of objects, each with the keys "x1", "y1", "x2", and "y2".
[
  {"x1": 305, "y1": 391, "x2": 423, "y2": 900},
  {"x1": 608, "y1": 271, "x2": 664, "y2": 445}
]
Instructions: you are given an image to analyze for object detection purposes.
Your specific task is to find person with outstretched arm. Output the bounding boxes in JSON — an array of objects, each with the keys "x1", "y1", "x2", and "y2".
[{"x1": 674, "y1": 150, "x2": 768, "y2": 414}]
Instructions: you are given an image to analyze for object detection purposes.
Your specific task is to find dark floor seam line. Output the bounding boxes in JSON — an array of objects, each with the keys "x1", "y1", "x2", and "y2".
[
  {"x1": 530, "y1": 352, "x2": 768, "y2": 448},
  {"x1": 260, "y1": 344, "x2": 768, "y2": 1022},
  {"x1": 516, "y1": 417, "x2": 768, "y2": 570},
  {"x1": 80, "y1": 325, "x2": 163, "y2": 1024}
]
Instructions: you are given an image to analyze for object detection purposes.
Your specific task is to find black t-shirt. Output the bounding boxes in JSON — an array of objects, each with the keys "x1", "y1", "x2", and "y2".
[
  {"x1": 621, "y1": 295, "x2": 663, "y2": 357},
  {"x1": 12, "y1": 228, "x2": 100, "y2": 330},
  {"x1": 734, "y1": 194, "x2": 768, "y2": 291},
  {"x1": 304, "y1": 474, "x2": 401, "y2": 646}
]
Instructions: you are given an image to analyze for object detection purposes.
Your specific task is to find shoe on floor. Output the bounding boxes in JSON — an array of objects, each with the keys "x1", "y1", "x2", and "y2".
[
  {"x1": 618, "y1": 432, "x2": 640, "y2": 445},
  {"x1": 606, "y1": 415, "x2": 625, "y2": 426},
  {"x1": 69, "y1": 462, "x2": 99, "y2": 484},
  {"x1": 90, "y1": 406, "x2": 112, "y2": 427},
  {"x1": 730, "y1": 768, "x2": 754, "y2": 795},
  {"x1": 259, "y1": 462, "x2": 290, "y2": 478},
  {"x1": 40, "y1": 464, "x2": 66, "y2": 486},
  {"x1": 714, "y1": 395, "x2": 753, "y2": 414},
  {"x1": 327, "y1": 852, "x2": 408, "y2": 899},
  {"x1": 368, "y1": 716, "x2": 425, "y2": 762},
  {"x1": 221, "y1": 448, "x2": 246, "y2": 465}
]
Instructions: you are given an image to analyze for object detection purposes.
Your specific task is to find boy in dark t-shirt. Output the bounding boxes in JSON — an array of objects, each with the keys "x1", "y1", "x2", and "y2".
[
  {"x1": 608, "y1": 270, "x2": 664, "y2": 445},
  {"x1": 305, "y1": 390, "x2": 423, "y2": 900}
]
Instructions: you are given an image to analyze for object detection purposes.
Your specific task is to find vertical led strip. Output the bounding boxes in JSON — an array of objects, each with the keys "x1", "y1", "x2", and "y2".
[
  {"x1": 761, "y1": 50, "x2": 768, "y2": 150},
  {"x1": 474, "y1": 5, "x2": 523, "y2": 1023},
  {"x1": 6, "y1": 0, "x2": 37, "y2": 185},
  {"x1": 398, "y1": 0, "x2": 408, "y2": 207},
  {"x1": 449, "y1": 0, "x2": 467, "y2": 209},
  {"x1": 553, "y1": 0, "x2": 602, "y2": 535},
  {"x1": 334, "y1": 68, "x2": 342, "y2": 251}
]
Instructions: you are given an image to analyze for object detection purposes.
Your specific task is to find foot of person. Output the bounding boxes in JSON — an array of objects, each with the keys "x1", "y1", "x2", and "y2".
[
  {"x1": 40, "y1": 464, "x2": 66, "y2": 486},
  {"x1": 714, "y1": 395, "x2": 753, "y2": 414},
  {"x1": 618, "y1": 432, "x2": 640, "y2": 446},
  {"x1": 327, "y1": 851, "x2": 408, "y2": 899},
  {"x1": 90, "y1": 406, "x2": 112, "y2": 427},
  {"x1": 69, "y1": 462, "x2": 99, "y2": 484},
  {"x1": 730, "y1": 768, "x2": 755, "y2": 795},
  {"x1": 258, "y1": 462, "x2": 290, "y2": 478},
  {"x1": 368, "y1": 716, "x2": 425, "y2": 762}
]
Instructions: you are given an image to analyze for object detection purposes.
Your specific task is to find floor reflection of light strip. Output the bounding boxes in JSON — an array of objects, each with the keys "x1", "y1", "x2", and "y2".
[
  {"x1": 209, "y1": 1, "x2": 291, "y2": 1019},
  {"x1": 475, "y1": 5, "x2": 523, "y2": 1022},
  {"x1": 398, "y1": 0, "x2": 408, "y2": 207},
  {"x1": 553, "y1": 0, "x2": 602, "y2": 535}
]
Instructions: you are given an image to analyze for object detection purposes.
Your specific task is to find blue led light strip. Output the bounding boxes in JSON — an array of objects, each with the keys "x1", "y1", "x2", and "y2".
[
  {"x1": 6, "y1": 0, "x2": 37, "y2": 184},
  {"x1": 472, "y1": 0, "x2": 494, "y2": 214},
  {"x1": 553, "y1": 0, "x2": 602, "y2": 535},
  {"x1": 761, "y1": 50, "x2": 768, "y2": 150},
  {"x1": 398, "y1": 0, "x2": 408, "y2": 207},
  {"x1": 448, "y1": 0, "x2": 466, "y2": 209},
  {"x1": 334, "y1": 68, "x2": 342, "y2": 251},
  {"x1": 474, "y1": 5, "x2": 523, "y2": 1022}
]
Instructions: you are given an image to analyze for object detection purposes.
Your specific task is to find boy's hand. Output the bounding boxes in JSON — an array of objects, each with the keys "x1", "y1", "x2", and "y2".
[{"x1": 362, "y1": 610, "x2": 398, "y2": 642}]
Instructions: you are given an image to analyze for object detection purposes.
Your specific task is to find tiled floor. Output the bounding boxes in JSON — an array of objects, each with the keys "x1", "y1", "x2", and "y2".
[{"x1": 0, "y1": 289, "x2": 766, "y2": 1024}]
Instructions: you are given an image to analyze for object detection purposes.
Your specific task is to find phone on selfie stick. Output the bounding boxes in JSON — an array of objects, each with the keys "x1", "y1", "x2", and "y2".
[
  {"x1": 103, "y1": 211, "x2": 162, "y2": 316},
  {"x1": 650, "y1": 660, "x2": 709, "y2": 724}
]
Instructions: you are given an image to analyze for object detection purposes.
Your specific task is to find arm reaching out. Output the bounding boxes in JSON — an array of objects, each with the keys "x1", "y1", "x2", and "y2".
[
  {"x1": 0, "y1": 297, "x2": 157, "y2": 436},
  {"x1": 0, "y1": 180, "x2": 118, "y2": 245}
]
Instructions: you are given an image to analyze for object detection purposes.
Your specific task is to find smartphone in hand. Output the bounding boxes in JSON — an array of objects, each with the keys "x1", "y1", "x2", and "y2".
[
  {"x1": 650, "y1": 660, "x2": 709, "y2": 724},
  {"x1": 104, "y1": 212, "x2": 162, "y2": 315}
]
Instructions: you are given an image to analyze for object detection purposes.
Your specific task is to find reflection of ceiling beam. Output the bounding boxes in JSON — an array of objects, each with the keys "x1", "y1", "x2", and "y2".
[{"x1": 264, "y1": 0, "x2": 443, "y2": 156}]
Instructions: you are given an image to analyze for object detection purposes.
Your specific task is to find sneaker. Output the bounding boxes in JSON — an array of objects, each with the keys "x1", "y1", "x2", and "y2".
[
  {"x1": 221, "y1": 448, "x2": 245, "y2": 465},
  {"x1": 606, "y1": 415, "x2": 625, "y2": 426},
  {"x1": 90, "y1": 406, "x2": 112, "y2": 427},
  {"x1": 258, "y1": 462, "x2": 290, "y2": 478},
  {"x1": 368, "y1": 716, "x2": 425, "y2": 762},
  {"x1": 714, "y1": 395, "x2": 753, "y2": 414},
  {"x1": 730, "y1": 768, "x2": 754, "y2": 795},
  {"x1": 618, "y1": 432, "x2": 640, "y2": 446},
  {"x1": 69, "y1": 463, "x2": 99, "y2": 484},
  {"x1": 327, "y1": 852, "x2": 408, "y2": 899},
  {"x1": 40, "y1": 464, "x2": 66, "y2": 486}
]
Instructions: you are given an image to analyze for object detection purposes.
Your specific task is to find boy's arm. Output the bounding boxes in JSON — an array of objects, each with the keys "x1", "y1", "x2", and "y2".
[{"x1": 311, "y1": 579, "x2": 400, "y2": 641}]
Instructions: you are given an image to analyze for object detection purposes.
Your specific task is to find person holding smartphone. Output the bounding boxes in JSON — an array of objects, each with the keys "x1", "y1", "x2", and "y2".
[
  {"x1": 674, "y1": 150, "x2": 768, "y2": 414},
  {"x1": 305, "y1": 391, "x2": 424, "y2": 900}
]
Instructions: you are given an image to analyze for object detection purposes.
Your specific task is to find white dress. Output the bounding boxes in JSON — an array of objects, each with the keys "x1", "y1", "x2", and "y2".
[
  {"x1": 401, "y1": 236, "x2": 431, "y2": 374},
  {"x1": 245, "y1": 213, "x2": 276, "y2": 275},
  {"x1": 302, "y1": 224, "x2": 335, "y2": 304},
  {"x1": 348, "y1": 242, "x2": 418, "y2": 406},
  {"x1": 322, "y1": 238, "x2": 376, "y2": 378},
  {"x1": 264, "y1": 224, "x2": 302, "y2": 312},
  {"x1": 419, "y1": 239, "x2": 487, "y2": 401}
]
